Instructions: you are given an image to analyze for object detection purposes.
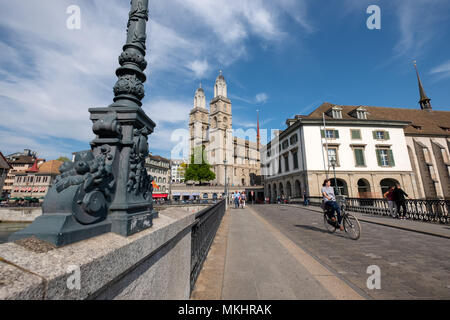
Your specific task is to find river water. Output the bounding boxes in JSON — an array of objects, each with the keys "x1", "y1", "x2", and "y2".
[{"x1": 0, "y1": 222, "x2": 30, "y2": 244}]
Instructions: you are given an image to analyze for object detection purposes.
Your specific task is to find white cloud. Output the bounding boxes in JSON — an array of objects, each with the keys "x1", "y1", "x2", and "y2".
[
  {"x1": 430, "y1": 60, "x2": 450, "y2": 79},
  {"x1": 188, "y1": 59, "x2": 210, "y2": 79},
  {"x1": 0, "y1": 0, "x2": 312, "y2": 157},
  {"x1": 393, "y1": 0, "x2": 448, "y2": 58},
  {"x1": 255, "y1": 93, "x2": 269, "y2": 104}
]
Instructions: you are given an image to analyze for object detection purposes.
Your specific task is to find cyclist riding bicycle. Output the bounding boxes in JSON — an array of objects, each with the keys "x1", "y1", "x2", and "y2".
[{"x1": 321, "y1": 179, "x2": 344, "y2": 231}]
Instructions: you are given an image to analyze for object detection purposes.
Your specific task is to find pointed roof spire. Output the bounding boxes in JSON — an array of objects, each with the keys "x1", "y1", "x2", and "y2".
[
  {"x1": 413, "y1": 61, "x2": 432, "y2": 110},
  {"x1": 27, "y1": 158, "x2": 41, "y2": 173}
]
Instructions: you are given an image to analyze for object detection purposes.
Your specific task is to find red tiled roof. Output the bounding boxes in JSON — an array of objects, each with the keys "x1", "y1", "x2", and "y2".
[
  {"x1": 297, "y1": 102, "x2": 450, "y2": 136},
  {"x1": 38, "y1": 160, "x2": 64, "y2": 175}
]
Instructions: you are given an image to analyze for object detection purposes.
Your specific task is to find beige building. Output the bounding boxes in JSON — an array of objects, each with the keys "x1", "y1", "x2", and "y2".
[
  {"x1": 189, "y1": 71, "x2": 261, "y2": 187},
  {"x1": 145, "y1": 153, "x2": 171, "y2": 196},
  {"x1": 3, "y1": 150, "x2": 41, "y2": 197},
  {"x1": 10, "y1": 160, "x2": 63, "y2": 199},
  {"x1": 0, "y1": 152, "x2": 12, "y2": 198}
]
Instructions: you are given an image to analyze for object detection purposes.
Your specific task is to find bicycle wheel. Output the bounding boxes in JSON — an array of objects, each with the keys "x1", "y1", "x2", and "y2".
[
  {"x1": 323, "y1": 213, "x2": 337, "y2": 233},
  {"x1": 343, "y1": 214, "x2": 361, "y2": 240}
]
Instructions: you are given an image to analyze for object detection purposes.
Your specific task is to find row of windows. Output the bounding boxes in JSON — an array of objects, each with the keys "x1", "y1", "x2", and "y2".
[
  {"x1": 148, "y1": 168, "x2": 168, "y2": 175},
  {"x1": 268, "y1": 146, "x2": 396, "y2": 176},
  {"x1": 16, "y1": 176, "x2": 49, "y2": 184},
  {"x1": 321, "y1": 129, "x2": 391, "y2": 141},
  {"x1": 326, "y1": 147, "x2": 395, "y2": 168}
]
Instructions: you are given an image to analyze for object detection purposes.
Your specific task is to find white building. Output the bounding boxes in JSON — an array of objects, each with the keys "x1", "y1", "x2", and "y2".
[
  {"x1": 171, "y1": 159, "x2": 185, "y2": 183},
  {"x1": 262, "y1": 103, "x2": 419, "y2": 200}
]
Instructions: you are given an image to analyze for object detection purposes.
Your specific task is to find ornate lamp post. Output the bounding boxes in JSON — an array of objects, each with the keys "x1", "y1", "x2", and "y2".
[{"x1": 11, "y1": 0, "x2": 157, "y2": 246}]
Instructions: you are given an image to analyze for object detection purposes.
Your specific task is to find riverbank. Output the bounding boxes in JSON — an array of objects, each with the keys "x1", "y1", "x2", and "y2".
[
  {"x1": 0, "y1": 208, "x2": 41, "y2": 223},
  {"x1": 0, "y1": 222, "x2": 30, "y2": 244}
]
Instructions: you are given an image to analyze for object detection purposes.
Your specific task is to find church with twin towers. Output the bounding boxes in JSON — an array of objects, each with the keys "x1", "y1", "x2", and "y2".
[{"x1": 189, "y1": 71, "x2": 261, "y2": 187}]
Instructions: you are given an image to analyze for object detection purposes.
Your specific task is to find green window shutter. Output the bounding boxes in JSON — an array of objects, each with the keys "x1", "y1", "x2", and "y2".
[
  {"x1": 385, "y1": 131, "x2": 390, "y2": 140},
  {"x1": 388, "y1": 149, "x2": 395, "y2": 167},
  {"x1": 334, "y1": 130, "x2": 339, "y2": 138},
  {"x1": 351, "y1": 130, "x2": 360, "y2": 139},
  {"x1": 373, "y1": 131, "x2": 377, "y2": 139},
  {"x1": 321, "y1": 130, "x2": 325, "y2": 138},
  {"x1": 355, "y1": 149, "x2": 365, "y2": 166},
  {"x1": 376, "y1": 149, "x2": 382, "y2": 166}
]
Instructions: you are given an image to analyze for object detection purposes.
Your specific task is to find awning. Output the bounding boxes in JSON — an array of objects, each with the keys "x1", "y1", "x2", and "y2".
[
  {"x1": 152, "y1": 194, "x2": 168, "y2": 199},
  {"x1": 172, "y1": 193, "x2": 181, "y2": 196},
  {"x1": 191, "y1": 193, "x2": 200, "y2": 196}
]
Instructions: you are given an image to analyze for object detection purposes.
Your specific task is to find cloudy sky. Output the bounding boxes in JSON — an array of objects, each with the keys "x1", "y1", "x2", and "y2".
[{"x1": 0, "y1": 0, "x2": 449, "y2": 160}]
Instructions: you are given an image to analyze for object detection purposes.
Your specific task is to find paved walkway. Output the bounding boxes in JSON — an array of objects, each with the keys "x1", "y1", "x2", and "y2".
[
  {"x1": 191, "y1": 206, "x2": 365, "y2": 300},
  {"x1": 291, "y1": 204, "x2": 450, "y2": 239}
]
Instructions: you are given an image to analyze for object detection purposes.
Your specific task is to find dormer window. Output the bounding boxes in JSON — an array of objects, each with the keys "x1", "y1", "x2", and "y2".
[
  {"x1": 331, "y1": 106, "x2": 342, "y2": 119},
  {"x1": 356, "y1": 107, "x2": 368, "y2": 120}
]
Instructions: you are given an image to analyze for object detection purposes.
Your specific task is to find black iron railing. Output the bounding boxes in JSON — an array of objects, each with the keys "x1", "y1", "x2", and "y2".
[
  {"x1": 289, "y1": 196, "x2": 450, "y2": 224},
  {"x1": 190, "y1": 199, "x2": 226, "y2": 293}
]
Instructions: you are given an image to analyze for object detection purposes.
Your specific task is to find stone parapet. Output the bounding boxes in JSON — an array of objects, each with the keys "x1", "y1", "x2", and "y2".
[{"x1": 0, "y1": 206, "x2": 197, "y2": 300}]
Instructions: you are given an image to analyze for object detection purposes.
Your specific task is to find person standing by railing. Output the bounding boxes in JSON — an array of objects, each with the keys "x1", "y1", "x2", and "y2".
[
  {"x1": 393, "y1": 183, "x2": 409, "y2": 220},
  {"x1": 384, "y1": 186, "x2": 396, "y2": 218},
  {"x1": 303, "y1": 190, "x2": 309, "y2": 207}
]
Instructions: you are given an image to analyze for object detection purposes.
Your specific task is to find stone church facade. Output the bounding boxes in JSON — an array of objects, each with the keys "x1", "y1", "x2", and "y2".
[{"x1": 189, "y1": 71, "x2": 260, "y2": 187}]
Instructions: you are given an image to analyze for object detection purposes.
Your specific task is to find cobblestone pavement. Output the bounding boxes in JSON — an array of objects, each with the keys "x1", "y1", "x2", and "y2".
[{"x1": 252, "y1": 205, "x2": 450, "y2": 299}]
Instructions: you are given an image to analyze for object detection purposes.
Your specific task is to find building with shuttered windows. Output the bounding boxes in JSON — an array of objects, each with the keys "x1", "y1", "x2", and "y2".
[{"x1": 261, "y1": 103, "x2": 418, "y2": 200}]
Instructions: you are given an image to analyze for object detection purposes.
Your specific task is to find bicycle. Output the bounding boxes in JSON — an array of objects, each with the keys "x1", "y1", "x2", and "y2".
[{"x1": 322, "y1": 196, "x2": 361, "y2": 240}]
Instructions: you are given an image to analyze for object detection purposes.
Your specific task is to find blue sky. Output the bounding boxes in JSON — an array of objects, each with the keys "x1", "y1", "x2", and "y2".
[{"x1": 0, "y1": 0, "x2": 449, "y2": 160}]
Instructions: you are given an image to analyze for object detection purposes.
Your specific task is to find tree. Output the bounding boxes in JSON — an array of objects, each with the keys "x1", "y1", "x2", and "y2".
[
  {"x1": 184, "y1": 147, "x2": 215, "y2": 185},
  {"x1": 56, "y1": 156, "x2": 70, "y2": 162}
]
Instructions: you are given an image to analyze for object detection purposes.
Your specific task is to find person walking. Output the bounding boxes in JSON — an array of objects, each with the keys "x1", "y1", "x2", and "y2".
[
  {"x1": 240, "y1": 192, "x2": 246, "y2": 209},
  {"x1": 384, "y1": 186, "x2": 396, "y2": 218},
  {"x1": 392, "y1": 183, "x2": 409, "y2": 220},
  {"x1": 234, "y1": 191, "x2": 240, "y2": 209}
]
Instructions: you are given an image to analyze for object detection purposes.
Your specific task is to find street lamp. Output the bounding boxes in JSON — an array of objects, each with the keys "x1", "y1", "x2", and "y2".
[
  {"x1": 223, "y1": 160, "x2": 228, "y2": 201},
  {"x1": 330, "y1": 159, "x2": 340, "y2": 196}
]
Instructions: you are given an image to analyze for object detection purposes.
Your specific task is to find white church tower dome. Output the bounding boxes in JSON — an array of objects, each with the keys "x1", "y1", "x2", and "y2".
[
  {"x1": 214, "y1": 70, "x2": 227, "y2": 98},
  {"x1": 194, "y1": 82, "x2": 206, "y2": 109}
]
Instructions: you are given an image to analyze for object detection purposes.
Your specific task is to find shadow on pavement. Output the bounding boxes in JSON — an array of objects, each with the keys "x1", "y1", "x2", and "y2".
[{"x1": 294, "y1": 224, "x2": 349, "y2": 239}]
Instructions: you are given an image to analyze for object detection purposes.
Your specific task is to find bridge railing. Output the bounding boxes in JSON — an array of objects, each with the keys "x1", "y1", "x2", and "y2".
[
  {"x1": 288, "y1": 196, "x2": 450, "y2": 224},
  {"x1": 190, "y1": 199, "x2": 226, "y2": 293}
]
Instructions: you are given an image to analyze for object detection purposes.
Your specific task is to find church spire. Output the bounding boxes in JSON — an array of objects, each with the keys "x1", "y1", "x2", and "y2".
[{"x1": 414, "y1": 61, "x2": 432, "y2": 110}]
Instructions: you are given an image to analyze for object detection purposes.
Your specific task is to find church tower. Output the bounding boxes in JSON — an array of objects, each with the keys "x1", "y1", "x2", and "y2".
[
  {"x1": 210, "y1": 70, "x2": 232, "y2": 131},
  {"x1": 209, "y1": 71, "x2": 233, "y2": 185},
  {"x1": 189, "y1": 83, "x2": 210, "y2": 153}
]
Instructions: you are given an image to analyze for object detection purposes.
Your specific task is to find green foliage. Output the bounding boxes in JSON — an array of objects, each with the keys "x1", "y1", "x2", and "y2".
[
  {"x1": 56, "y1": 156, "x2": 70, "y2": 162},
  {"x1": 184, "y1": 147, "x2": 216, "y2": 184}
]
